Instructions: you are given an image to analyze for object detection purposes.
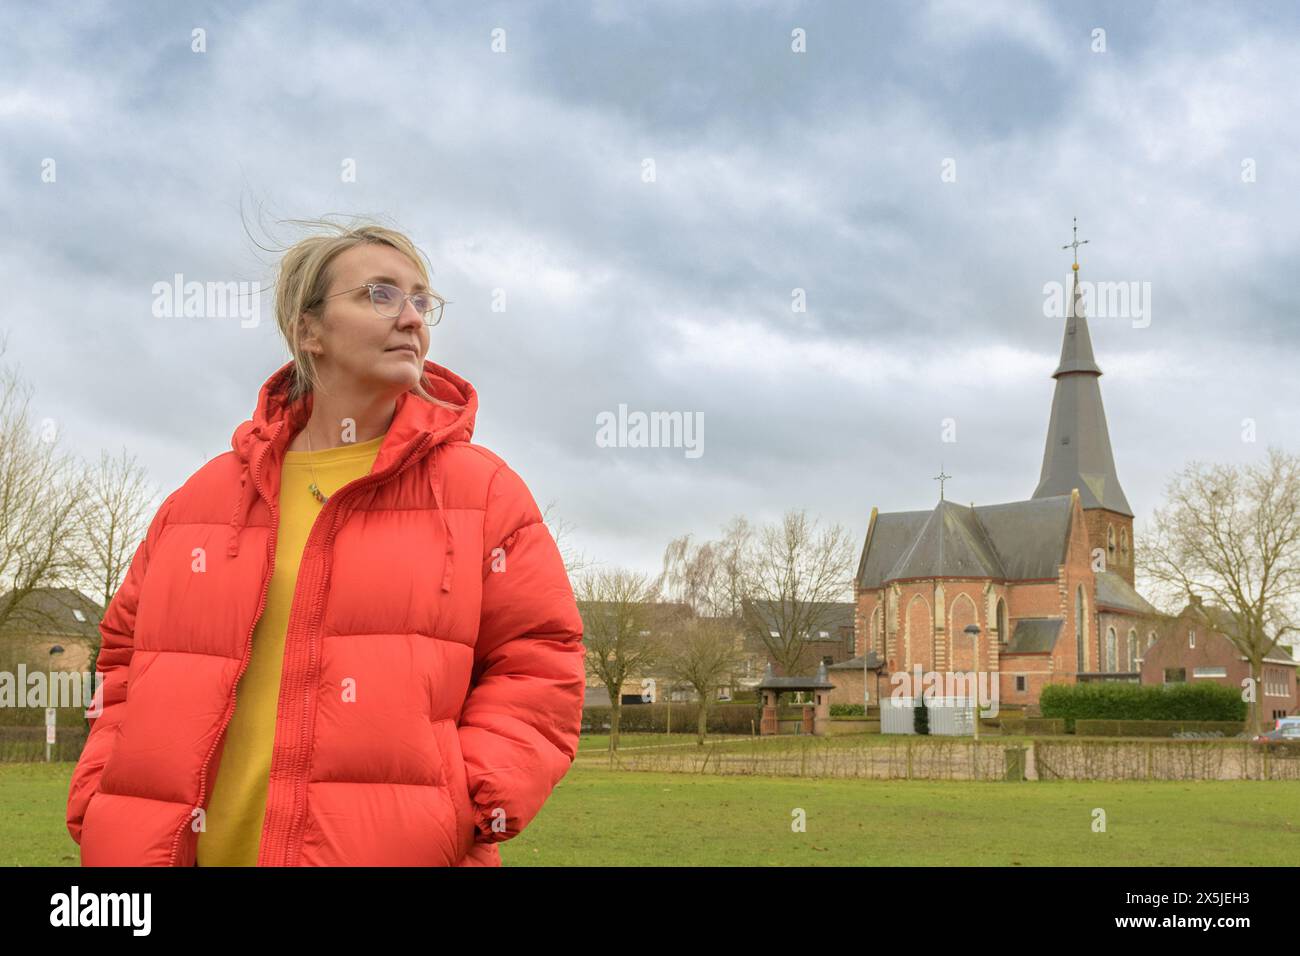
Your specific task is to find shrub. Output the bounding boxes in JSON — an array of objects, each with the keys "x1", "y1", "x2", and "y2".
[
  {"x1": 579, "y1": 702, "x2": 761, "y2": 735},
  {"x1": 1039, "y1": 682, "x2": 1245, "y2": 732},
  {"x1": 914, "y1": 698, "x2": 930, "y2": 735}
]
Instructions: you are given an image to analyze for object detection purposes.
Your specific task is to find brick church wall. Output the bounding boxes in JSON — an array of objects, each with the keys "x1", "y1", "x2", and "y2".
[{"x1": 1082, "y1": 507, "x2": 1135, "y2": 587}]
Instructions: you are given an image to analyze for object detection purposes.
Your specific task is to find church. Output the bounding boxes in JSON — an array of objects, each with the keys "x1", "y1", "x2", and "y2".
[{"x1": 853, "y1": 248, "x2": 1160, "y2": 709}]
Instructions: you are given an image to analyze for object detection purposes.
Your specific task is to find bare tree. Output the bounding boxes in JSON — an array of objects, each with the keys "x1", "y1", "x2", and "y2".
[
  {"x1": 739, "y1": 509, "x2": 855, "y2": 677},
  {"x1": 657, "y1": 515, "x2": 753, "y2": 618},
  {"x1": 1139, "y1": 448, "x2": 1300, "y2": 735},
  {"x1": 661, "y1": 614, "x2": 743, "y2": 744},
  {"x1": 0, "y1": 344, "x2": 90, "y2": 636},
  {"x1": 70, "y1": 447, "x2": 157, "y2": 610},
  {"x1": 657, "y1": 533, "x2": 711, "y2": 611},
  {"x1": 575, "y1": 567, "x2": 661, "y2": 751},
  {"x1": 541, "y1": 499, "x2": 594, "y2": 580},
  {"x1": 714, "y1": 516, "x2": 754, "y2": 618}
]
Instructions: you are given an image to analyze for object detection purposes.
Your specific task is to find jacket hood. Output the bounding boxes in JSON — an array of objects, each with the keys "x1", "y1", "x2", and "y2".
[{"x1": 225, "y1": 358, "x2": 478, "y2": 591}]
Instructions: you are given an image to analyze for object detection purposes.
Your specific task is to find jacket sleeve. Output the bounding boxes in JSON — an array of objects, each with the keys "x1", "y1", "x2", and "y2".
[
  {"x1": 66, "y1": 491, "x2": 176, "y2": 845},
  {"x1": 459, "y1": 462, "x2": 586, "y2": 845}
]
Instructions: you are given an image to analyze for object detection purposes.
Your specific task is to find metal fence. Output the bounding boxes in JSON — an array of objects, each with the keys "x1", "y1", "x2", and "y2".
[
  {"x1": 0, "y1": 725, "x2": 88, "y2": 762},
  {"x1": 882, "y1": 697, "x2": 975, "y2": 736}
]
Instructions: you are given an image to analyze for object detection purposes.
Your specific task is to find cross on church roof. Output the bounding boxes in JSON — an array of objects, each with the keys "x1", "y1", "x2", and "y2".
[
  {"x1": 1062, "y1": 216, "x2": 1089, "y2": 271},
  {"x1": 933, "y1": 466, "x2": 951, "y2": 501}
]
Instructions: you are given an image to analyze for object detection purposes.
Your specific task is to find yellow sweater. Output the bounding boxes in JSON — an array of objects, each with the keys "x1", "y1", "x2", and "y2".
[{"x1": 196, "y1": 433, "x2": 385, "y2": 866}]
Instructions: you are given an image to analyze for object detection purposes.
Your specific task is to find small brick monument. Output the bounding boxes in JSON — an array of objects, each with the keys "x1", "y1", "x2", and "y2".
[{"x1": 757, "y1": 661, "x2": 836, "y2": 736}]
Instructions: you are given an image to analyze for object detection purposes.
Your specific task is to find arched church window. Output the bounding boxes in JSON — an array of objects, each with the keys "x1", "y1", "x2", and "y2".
[
  {"x1": 1106, "y1": 627, "x2": 1118, "y2": 673},
  {"x1": 1120, "y1": 528, "x2": 1129, "y2": 563},
  {"x1": 1127, "y1": 628, "x2": 1138, "y2": 671},
  {"x1": 1107, "y1": 525, "x2": 1116, "y2": 563},
  {"x1": 996, "y1": 599, "x2": 1008, "y2": 645}
]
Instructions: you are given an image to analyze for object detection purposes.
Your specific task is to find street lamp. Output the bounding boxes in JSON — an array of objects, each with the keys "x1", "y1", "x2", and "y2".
[{"x1": 963, "y1": 623, "x2": 981, "y2": 741}]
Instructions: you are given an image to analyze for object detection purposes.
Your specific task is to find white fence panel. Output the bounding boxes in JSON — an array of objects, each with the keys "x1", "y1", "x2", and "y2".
[{"x1": 883, "y1": 697, "x2": 975, "y2": 735}]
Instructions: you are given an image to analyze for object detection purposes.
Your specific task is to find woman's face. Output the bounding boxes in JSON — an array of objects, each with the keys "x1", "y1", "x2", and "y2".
[{"x1": 304, "y1": 243, "x2": 431, "y2": 397}]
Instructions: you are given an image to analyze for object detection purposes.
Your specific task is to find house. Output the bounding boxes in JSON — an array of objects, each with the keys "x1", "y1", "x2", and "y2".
[
  {"x1": 1140, "y1": 596, "x2": 1298, "y2": 721},
  {"x1": 0, "y1": 587, "x2": 105, "y2": 674},
  {"x1": 741, "y1": 599, "x2": 856, "y2": 672}
]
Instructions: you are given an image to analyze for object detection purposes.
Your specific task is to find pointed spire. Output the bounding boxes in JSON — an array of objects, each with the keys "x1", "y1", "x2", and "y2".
[
  {"x1": 1033, "y1": 221, "x2": 1133, "y2": 516},
  {"x1": 1054, "y1": 269, "x2": 1102, "y2": 377}
]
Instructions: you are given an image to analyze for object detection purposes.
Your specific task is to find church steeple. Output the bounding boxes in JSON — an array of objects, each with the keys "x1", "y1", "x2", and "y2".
[{"x1": 1032, "y1": 221, "x2": 1133, "y2": 517}]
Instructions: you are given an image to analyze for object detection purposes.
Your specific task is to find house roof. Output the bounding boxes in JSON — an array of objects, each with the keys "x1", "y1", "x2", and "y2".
[
  {"x1": 0, "y1": 587, "x2": 104, "y2": 641},
  {"x1": 857, "y1": 494, "x2": 1074, "y2": 588},
  {"x1": 1005, "y1": 618, "x2": 1063, "y2": 654},
  {"x1": 1264, "y1": 645, "x2": 1297, "y2": 666},
  {"x1": 741, "y1": 599, "x2": 854, "y2": 642},
  {"x1": 576, "y1": 600, "x2": 694, "y2": 633},
  {"x1": 1095, "y1": 571, "x2": 1158, "y2": 616},
  {"x1": 1030, "y1": 269, "x2": 1133, "y2": 516},
  {"x1": 828, "y1": 651, "x2": 883, "y2": 671},
  {"x1": 1173, "y1": 601, "x2": 1297, "y2": 665}
]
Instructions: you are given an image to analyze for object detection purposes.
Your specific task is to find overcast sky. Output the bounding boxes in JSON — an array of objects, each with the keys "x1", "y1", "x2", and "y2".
[{"x1": 3, "y1": 0, "x2": 1298, "y2": 584}]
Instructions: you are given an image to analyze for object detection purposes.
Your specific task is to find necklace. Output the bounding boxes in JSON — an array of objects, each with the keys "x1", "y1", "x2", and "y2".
[{"x1": 305, "y1": 428, "x2": 329, "y2": 504}]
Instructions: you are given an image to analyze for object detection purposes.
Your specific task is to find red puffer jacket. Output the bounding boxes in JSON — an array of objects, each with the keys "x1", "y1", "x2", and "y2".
[{"x1": 65, "y1": 358, "x2": 586, "y2": 866}]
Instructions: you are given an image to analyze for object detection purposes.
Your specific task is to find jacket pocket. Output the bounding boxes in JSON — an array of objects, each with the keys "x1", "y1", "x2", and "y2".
[{"x1": 432, "y1": 718, "x2": 475, "y2": 861}]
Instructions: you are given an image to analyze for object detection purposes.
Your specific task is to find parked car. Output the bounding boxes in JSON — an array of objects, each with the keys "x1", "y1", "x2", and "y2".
[{"x1": 1251, "y1": 723, "x2": 1300, "y2": 756}]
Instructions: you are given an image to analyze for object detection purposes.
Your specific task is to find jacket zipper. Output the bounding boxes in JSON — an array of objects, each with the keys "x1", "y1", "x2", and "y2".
[
  {"x1": 272, "y1": 432, "x2": 436, "y2": 866},
  {"x1": 168, "y1": 427, "x2": 283, "y2": 866}
]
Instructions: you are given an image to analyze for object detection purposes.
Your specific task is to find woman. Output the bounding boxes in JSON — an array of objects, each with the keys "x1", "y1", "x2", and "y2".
[{"x1": 65, "y1": 221, "x2": 587, "y2": 866}]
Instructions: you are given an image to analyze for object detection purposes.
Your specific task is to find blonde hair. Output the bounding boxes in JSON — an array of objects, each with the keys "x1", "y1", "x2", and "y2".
[{"x1": 247, "y1": 211, "x2": 455, "y2": 408}]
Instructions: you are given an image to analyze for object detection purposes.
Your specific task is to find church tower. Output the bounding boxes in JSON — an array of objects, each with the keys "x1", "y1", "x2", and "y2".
[{"x1": 1031, "y1": 222, "x2": 1135, "y2": 585}]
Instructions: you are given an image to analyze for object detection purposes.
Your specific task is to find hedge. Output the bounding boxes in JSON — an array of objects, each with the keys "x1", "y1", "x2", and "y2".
[
  {"x1": 997, "y1": 717, "x2": 1067, "y2": 735},
  {"x1": 581, "y1": 702, "x2": 762, "y2": 735},
  {"x1": 1074, "y1": 719, "x2": 1246, "y2": 738},
  {"x1": 1039, "y1": 682, "x2": 1246, "y2": 731}
]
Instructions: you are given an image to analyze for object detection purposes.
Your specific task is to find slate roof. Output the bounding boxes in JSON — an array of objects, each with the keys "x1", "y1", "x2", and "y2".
[
  {"x1": 857, "y1": 494, "x2": 1074, "y2": 588},
  {"x1": 742, "y1": 599, "x2": 855, "y2": 640},
  {"x1": 756, "y1": 661, "x2": 835, "y2": 690},
  {"x1": 577, "y1": 600, "x2": 694, "y2": 634},
  {"x1": 1095, "y1": 571, "x2": 1158, "y2": 616},
  {"x1": 886, "y1": 500, "x2": 1004, "y2": 581},
  {"x1": 1006, "y1": 618, "x2": 1063, "y2": 654},
  {"x1": 1265, "y1": 645, "x2": 1297, "y2": 665},
  {"x1": 0, "y1": 587, "x2": 104, "y2": 640},
  {"x1": 1031, "y1": 270, "x2": 1133, "y2": 516},
  {"x1": 829, "y1": 651, "x2": 883, "y2": 670}
]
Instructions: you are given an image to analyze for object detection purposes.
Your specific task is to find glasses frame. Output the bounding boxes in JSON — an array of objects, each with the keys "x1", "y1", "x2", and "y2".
[{"x1": 314, "y1": 282, "x2": 448, "y2": 326}]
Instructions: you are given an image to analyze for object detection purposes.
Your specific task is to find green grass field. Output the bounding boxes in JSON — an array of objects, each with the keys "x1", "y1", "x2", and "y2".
[{"x1": 6, "y1": 758, "x2": 1298, "y2": 866}]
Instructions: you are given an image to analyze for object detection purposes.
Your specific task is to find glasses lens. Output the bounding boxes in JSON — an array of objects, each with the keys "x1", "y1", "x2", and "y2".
[
  {"x1": 415, "y1": 294, "x2": 444, "y2": 326},
  {"x1": 369, "y1": 284, "x2": 404, "y2": 318}
]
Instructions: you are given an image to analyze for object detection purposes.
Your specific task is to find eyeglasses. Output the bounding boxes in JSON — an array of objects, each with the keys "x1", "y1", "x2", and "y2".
[{"x1": 314, "y1": 282, "x2": 448, "y2": 326}]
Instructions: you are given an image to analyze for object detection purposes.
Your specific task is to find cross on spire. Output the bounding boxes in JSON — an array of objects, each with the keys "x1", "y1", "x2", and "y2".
[
  {"x1": 933, "y1": 465, "x2": 951, "y2": 501},
  {"x1": 1062, "y1": 216, "x2": 1089, "y2": 271}
]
